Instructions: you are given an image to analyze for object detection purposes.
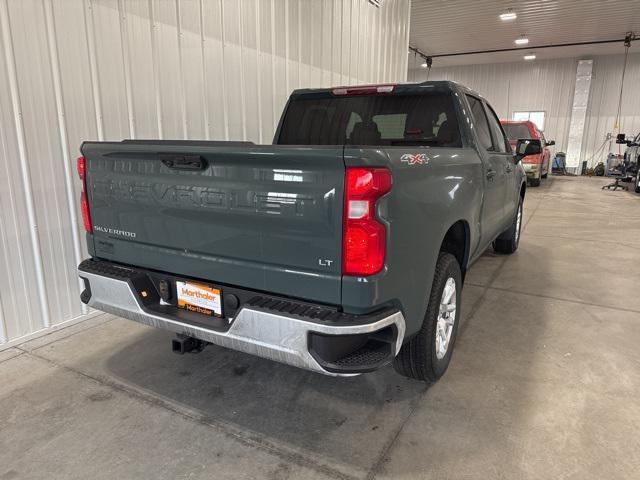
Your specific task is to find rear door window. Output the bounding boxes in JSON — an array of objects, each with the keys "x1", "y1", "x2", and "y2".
[
  {"x1": 465, "y1": 95, "x2": 492, "y2": 151},
  {"x1": 484, "y1": 103, "x2": 510, "y2": 153},
  {"x1": 278, "y1": 92, "x2": 461, "y2": 147}
]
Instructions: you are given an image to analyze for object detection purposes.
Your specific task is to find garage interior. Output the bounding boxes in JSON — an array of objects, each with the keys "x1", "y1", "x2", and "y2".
[{"x1": 1, "y1": 1, "x2": 639, "y2": 479}]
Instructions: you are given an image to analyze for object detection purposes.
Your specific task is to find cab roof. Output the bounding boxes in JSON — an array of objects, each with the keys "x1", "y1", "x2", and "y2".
[{"x1": 291, "y1": 80, "x2": 483, "y2": 100}]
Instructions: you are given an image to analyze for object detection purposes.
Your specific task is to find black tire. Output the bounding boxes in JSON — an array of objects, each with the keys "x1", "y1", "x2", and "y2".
[
  {"x1": 493, "y1": 197, "x2": 523, "y2": 254},
  {"x1": 393, "y1": 253, "x2": 462, "y2": 382},
  {"x1": 541, "y1": 172, "x2": 548, "y2": 179},
  {"x1": 529, "y1": 177, "x2": 541, "y2": 187},
  {"x1": 635, "y1": 170, "x2": 640, "y2": 194}
]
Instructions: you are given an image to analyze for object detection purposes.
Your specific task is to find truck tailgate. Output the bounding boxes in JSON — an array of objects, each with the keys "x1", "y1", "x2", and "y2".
[{"x1": 81, "y1": 142, "x2": 344, "y2": 305}]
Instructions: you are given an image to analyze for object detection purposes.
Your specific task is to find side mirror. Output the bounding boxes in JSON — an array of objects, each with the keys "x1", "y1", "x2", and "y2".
[
  {"x1": 546, "y1": 140, "x2": 555, "y2": 146},
  {"x1": 616, "y1": 133, "x2": 627, "y2": 144},
  {"x1": 515, "y1": 139, "x2": 541, "y2": 162}
]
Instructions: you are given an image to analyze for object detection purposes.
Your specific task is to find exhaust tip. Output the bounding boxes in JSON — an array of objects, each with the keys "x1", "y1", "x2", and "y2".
[{"x1": 79, "y1": 277, "x2": 92, "y2": 304}]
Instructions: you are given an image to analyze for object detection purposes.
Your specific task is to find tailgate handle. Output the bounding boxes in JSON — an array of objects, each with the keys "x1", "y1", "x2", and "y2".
[{"x1": 160, "y1": 154, "x2": 207, "y2": 171}]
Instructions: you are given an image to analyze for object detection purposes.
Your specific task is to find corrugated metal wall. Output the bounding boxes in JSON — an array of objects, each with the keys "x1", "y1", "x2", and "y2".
[
  {"x1": 409, "y1": 53, "x2": 640, "y2": 166},
  {"x1": 0, "y1": 0, "x2": 410, "y2": 347},
  {"x1": 408, "y1": 57, "x2": 577, "y2": 154}
]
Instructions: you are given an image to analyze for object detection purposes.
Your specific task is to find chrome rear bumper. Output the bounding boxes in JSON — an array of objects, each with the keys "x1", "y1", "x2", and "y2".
[{"x1": 78, "y1": 267, "x2": 405, "y2": 376}]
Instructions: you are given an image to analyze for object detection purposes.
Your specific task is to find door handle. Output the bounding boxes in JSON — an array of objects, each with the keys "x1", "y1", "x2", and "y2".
[
  {"x1": 486, "y1": 169, "x2": 496, "y2": 181},
  {"x1": 505, "y1": 164, "x2": 513, "y2": 173}
]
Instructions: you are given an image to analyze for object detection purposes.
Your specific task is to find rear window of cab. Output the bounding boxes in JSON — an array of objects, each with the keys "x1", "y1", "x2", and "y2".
[{"x1": 278, "y1": 92, "x2": 462, "y2": 147}]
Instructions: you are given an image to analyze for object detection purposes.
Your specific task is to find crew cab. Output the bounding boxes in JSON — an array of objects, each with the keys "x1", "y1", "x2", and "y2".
[
  {"x1": 77, "y1": 81, "x2": 527, "y2": 382},
  {"x1": 501, "y1": 120, "x2": 554, "y2": 187}
]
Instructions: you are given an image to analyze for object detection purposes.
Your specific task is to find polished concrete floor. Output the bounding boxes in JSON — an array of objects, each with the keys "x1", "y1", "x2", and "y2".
[{"x1": 1, "y1": 176, "x2": 639, "y2": 480}]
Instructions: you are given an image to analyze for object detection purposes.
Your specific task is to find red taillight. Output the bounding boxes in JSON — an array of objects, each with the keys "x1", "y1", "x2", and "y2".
[
  {"x1": 343, "y1": 167, "x2": 391, "y2": 276},
  {"x1": 80, "y1": 191, "x2": 92, "y2": 233},
  {"x1": 77, "y1": 156, "x2": 92, "y2": 233},
  {"x1": 77, "y1": 155, "x2": 85, "y2": 181}
]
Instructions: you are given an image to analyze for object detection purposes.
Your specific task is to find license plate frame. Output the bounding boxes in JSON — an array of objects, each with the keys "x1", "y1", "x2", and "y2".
[{"x1": 176, "y1": 281, "x2": 223, "y2": 317}]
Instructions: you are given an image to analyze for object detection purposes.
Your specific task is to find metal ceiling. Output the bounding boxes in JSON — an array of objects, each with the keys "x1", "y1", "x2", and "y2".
[{"x1": 409, "y1": 0, "x2": 640, "y2": 67}]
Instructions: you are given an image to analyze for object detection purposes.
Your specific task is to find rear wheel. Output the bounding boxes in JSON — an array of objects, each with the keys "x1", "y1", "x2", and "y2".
[
  {"x1": 635, "y1": 169, "x2": 640, "y2": 194},
  {"x1": 541, "y1": 172, "x2": 548, "y2": 179},
  {"x1": 393, "y1": 253, "x2": 462, "y2": 382},
  {"x1": 493, "y1": 197, "x2": 523, "y2": 254}
]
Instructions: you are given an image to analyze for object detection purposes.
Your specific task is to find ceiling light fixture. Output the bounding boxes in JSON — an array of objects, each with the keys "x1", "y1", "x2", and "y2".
[
  {"x1": 421, "y1": 62, "x2": 428, "y2": 68},
  {"x1": 515, "y1": 36, "x2": 529, "y2": 45},
  {"x1": 500, "y1": 9, "x2": 517, "y2": 21},
  {"x1": 524, "y1": 54, "x2": 536, "y2": 60}
]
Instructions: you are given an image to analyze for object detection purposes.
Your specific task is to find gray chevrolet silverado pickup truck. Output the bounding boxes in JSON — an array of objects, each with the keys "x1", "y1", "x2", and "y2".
[{"x1": 77, "y1": 81, "x2": 528, "y2": 382}]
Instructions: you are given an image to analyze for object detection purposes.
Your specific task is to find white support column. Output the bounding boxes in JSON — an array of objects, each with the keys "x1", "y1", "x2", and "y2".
[
  {"x1": 565, "y1": 59, "x2": 593, "y2": 174},
  {"x1": 0, "y1": 0, "x2": 51, "y2": 329}
]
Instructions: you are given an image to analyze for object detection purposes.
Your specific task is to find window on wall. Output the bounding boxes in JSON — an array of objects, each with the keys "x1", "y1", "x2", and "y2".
[{"x1": 512, "y1": 111, "x2": 545, "y2": 130}]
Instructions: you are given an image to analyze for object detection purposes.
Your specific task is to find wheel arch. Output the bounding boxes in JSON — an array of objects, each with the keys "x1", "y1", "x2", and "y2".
[{"x1": 439, "y1": 220, "x2": 471, "y2": 282}]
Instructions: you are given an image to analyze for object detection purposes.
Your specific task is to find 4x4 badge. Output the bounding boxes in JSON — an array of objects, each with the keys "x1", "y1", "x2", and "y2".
[{"x1": 400, "y1": 153, "x2": 428, "y2": 165}]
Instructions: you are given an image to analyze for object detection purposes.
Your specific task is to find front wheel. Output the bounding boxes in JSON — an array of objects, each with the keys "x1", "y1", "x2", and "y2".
[
  {"x1": 393, "y1": 253, "x2": 462, "y2": 382},
  {"x1": 635, "y1": 169, "x2": 640, "y2": 194},
  {"x1": 493, "y1": 197, "x2": 523, "y2": 254}
]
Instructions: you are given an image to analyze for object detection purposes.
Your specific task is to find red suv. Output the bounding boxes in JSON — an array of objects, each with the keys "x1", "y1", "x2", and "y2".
[{"x1": 501, "y1": 120, "x2": 554, "y2": 187}]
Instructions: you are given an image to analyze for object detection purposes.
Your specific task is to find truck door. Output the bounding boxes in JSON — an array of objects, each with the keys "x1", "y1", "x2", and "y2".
[
  {"x1": 484, "y1": 102, "x2": 518, "y2": 223},
  {"x1": 465, "y1": 95, "x2": 507, "y2": 243}
]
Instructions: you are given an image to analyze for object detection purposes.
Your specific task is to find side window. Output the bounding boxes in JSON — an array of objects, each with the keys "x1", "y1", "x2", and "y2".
[
  {"x1": 466, "y1": 95, "x2": 492, "y2": 151},
  {"x1": 484, "y1": 103, "x2": 509, "y2": 153},
  {"x1": 345, "y1": 112, "x2": 362, "y2": 139},
  {"x1": 372, "y1": 113, "x2": 407, "y2": 139}
]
